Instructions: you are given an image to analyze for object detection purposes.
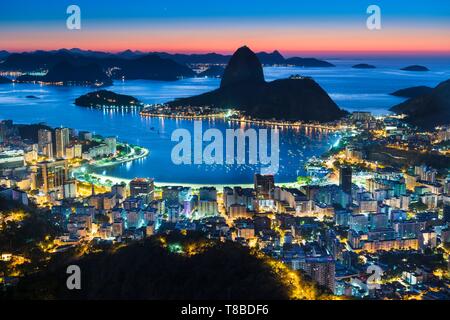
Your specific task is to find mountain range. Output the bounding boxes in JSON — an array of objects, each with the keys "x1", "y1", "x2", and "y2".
[{"x1": 0, "y1": 48, "x2": 335, "y2": 71}]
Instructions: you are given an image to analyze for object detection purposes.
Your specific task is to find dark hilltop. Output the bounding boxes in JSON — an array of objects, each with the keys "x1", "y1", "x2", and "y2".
[
  {"x1": 390, "y1": 79, "x2": 450, "y2": 129},
  {"x1": 168, "y1": 46, "x2": 346, "y2": 122}
]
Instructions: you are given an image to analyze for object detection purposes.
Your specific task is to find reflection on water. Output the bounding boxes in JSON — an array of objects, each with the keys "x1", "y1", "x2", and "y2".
[{"x1": 1, "y1": 61, "x2": 449, "y2": 183}]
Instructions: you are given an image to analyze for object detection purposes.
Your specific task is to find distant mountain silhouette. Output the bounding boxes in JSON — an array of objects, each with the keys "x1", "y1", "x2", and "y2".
[
  {"x1": 155, "y1": 52, "x2": 231, "y2": 65},
  {"x1": 390, "y1": 86, "x2": 433, "y2": 98},
  {"x1": 75, "y1": 90, "x2": 142, "y2": 108},
  {"x1": 256, "y1": 50, "x2": 286, "y2": 65},
  {"x1": 16, "y1": 61, "x2": 112, "y2": 86},
  {"x1": 198, "y1": 65, "x2": 225, "y2": 78},
  {"x1": 390, "y1": 79, "x2": 450, "y2": 129},
  {"x1": 111, "y1": 54, "x2": 195, "y2": 81},
  {"x1": 168, "y1": 46, "x2": 346, "y2": 122},
  {"x1": 284, "y1": 57, "x2": 335, "y2": 67},
  {"x1": 116, "y1": 49, "x2": 146, "y2": 59},
  {"x1": 401, "y1": 65, "x2": 429, "y2": 72},
  {"x1": 0, "y1": 75, "x2": 12, "y2": 84},
  {"x1": 44, "y1": 61, "x2": 112, "y2": 85},
  {"x1": 0, "y1": 51, "x2": 76, "y2": 71},
  {"x1": 352, "y1": 63, "x2": 376, "y2": 69},
  {"x1": 1, "y1": 51, "x2": 195, "y2": 81},
  {"x1": 0, "y1": 50, "x2": 9, "y2": 60},
  {"x1": 0, "y1": 49, "x2": 335, "y2": 73}
]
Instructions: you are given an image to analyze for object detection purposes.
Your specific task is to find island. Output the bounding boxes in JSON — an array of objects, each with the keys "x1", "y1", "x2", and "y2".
[
  {"x1": 284, "y1": 57, "x2": 335, "y2": 67},
  {"x1": 390, "y1": 79, "x2": 450, "y2": 129},
  {"x1": 0, "y1": 75, "x2": 12, "y2": 84},
  {"x1": 352, "y1": 63, "x2": 376, "y2": 69},
  {"x1": 390, "y1": 86, "x2": 433, "y2": 98},
  {"x1": 166, "y1": 46, "x2": 346, "y2": 122},
  {"x1": 74, "y1": 90, "x2": 143, "y2": 109},
  {"x1": 401, "y1": 65, "x2": 429, "y2": 72}
]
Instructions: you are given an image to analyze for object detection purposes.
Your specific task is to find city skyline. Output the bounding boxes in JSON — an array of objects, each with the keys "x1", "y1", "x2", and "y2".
[{"x1": 0, "y1": 1, "x2": 449, "y2": 303}]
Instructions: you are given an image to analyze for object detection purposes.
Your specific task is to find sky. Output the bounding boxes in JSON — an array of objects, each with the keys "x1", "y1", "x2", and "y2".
[{"x1": 0, "y1": 0, "x2": 449, "y2": 56}]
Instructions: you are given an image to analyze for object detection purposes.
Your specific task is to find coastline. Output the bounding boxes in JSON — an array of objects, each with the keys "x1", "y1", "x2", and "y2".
[
  {"x1": 87, "y1": 172, "x2": 302, "y2": 190},
  {"x1": 140, "y1": 110, "x2": 340, "y2": 131},
  {"x1": 90, "y1": 145, "x2": 149, "y2": 168}
]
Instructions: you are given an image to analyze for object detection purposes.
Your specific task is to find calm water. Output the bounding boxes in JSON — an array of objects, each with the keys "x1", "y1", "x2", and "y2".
[{"x1": 0, "y1": 58, "x2": 449, "y2": 184}]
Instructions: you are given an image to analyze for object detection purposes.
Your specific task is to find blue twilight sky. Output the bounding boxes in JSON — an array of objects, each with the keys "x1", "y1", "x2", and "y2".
[{"x1": 0, "y1": 0, "x2": 449, "y2": 54}]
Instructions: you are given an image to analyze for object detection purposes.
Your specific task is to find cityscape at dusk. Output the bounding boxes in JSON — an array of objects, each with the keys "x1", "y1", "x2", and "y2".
[{"x1": 0, "y1": 0, "x2": 449, "y2": 311}]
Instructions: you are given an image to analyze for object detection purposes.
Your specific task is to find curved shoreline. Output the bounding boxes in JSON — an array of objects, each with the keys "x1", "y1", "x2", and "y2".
[
  {"x1": 140, "y1": 111, "x2": 340, "y2": 131},
  {"x1": 91, "y1": 145, "x2": 149, "y2": 168},
  {"x1": 87, "y1": 172, "x2": 301, "y2": 190}
]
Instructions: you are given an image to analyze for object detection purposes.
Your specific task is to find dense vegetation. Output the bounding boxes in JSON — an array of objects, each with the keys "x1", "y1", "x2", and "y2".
[{"x1": 2, "y1": 229, "x2": 335, "y2": 300}]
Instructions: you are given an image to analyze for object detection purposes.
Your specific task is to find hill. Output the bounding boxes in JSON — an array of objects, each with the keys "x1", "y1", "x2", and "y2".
[
  {"x1": 111, "y1": 54, "x2": 196, "y2": 80},
  {"x1": 390, "y1": 79, "x2": 450, "y2": 129},
  {"x1": 16, "y1": 61, "x2": 112, "y2": 86},
  {"x1": 390, "y1": 86, "x2": 433, "y2": 98},
  {"x1": 8, "y1": 235, "x2": 331, "y2": 300},
  {"x1": 168, "y1": 46, "x2": 346, "y2": 122},
  {"x1": 0, "y1": 51, "x2": 195, "y2": 81}
]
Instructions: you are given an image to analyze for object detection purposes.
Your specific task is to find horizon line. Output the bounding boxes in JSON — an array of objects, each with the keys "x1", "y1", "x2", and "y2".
[{"x1": 3, "y1": 47, "x2": 450, "y2": 58}]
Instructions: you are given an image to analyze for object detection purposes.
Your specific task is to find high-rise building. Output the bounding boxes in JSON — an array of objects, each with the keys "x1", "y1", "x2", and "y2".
[
  {"x1": 254, "y1": 174, "x2": 274, "y2": 198},
  {"x1": 43, "y1": 143, "x2": 54, "y2": 159},
  {"x1": 301, "y1": 255, "x2": 336, "y2": 293},
  {"x1": 198, "y1": 187, "x2": 218, "y2": 217},
  {"x1": 339, "y1": 166, "x2": 352, "y2": 194},
  {"x1": 65, "y1": 145, "x2": 75, "y2": 159},
  {"x1": 104, "y1": 137, "x2": 117, "y2": 155},
  {"x1": 38, "y1": 129, "x2": 52, "y2": 149},
  {"x1": 55, "y1": 128, "x2": 70, "y2": 158},
  {"x1": 199, "y1": 187, "x2": 217, "y2": 201},
  {"x1": 198, "y1": 200, "x2": 218, "y2": 217},
  {"x1": 38, "y1": 129, "x2": 54, "y2": 159},
  {"x1": 74, "y1": 144, "x2": 82, "y2": 158},
  {"x1": 130, "y1": 178, "x2": 154, "y2": 199},
  {"x1": 162, "y1": 186, "x2": 182, "y2": 205},
  {"x1": 36, "y1": 159, "x2": 68, "y2": 197}
]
